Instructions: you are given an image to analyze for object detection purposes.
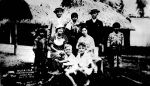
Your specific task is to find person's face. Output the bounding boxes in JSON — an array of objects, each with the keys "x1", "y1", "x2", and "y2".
[
  {"x1": 39, "y1": 32, "x2": 44, "y2": 37},
  {"x1": 57, "y1": 28, "x2": 64, "y2": 34},
  {"x1": 56, "y1": 11, "x2": 63, "y2": 18},
  {"x1": 82, "y1": 28, "x2": 88, "y2": 35},
  {"x1": 91, "y1": 13, "x2": 98, "y2": 19},
  {"x1": 114, "y1": 28, "x2": 119, "y2": 33},
  {"x1": 78, "y1": 45, "x2": 86, "y2": 54},
  {"x1": 65, "y1": 47, "x2": 72, "y2": 55},
  {"x1": 71, "y1": 17, "x2": 78, "y2": 22}
]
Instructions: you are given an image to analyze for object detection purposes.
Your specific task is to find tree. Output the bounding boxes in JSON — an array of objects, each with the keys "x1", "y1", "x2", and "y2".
[
  {"x1": 100, "y1": 0, "x2": 124, "y2": 14},
  {"x1": 136, "y1": 0, "x2": 147, "y2": 17}
]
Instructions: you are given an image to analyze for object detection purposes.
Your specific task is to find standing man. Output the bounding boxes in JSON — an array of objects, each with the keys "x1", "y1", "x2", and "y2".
[
  {"x1": 107, "y1": 22, "x2": 124, "y2": 68},
  {"x1": 86, "y1": 9, "x2": 104, "y2": 55},
  {"x1": 49, "y1": 7, "x2": 66, "y2": 37}
]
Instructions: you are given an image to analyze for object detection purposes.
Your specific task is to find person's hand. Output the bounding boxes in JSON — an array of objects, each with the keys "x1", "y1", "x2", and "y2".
[
  {"x1": 99, "y1": 43, "x2": 104, "y2": 52},
  {"x1": 33, "y1": 47, "x2": 37, "y2": 52},
  {"x1": 47, "y1": 46, "x2": 51, "y2": 51}
]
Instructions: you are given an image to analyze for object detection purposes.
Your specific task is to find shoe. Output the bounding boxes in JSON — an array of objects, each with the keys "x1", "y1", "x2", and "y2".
[{"x1": 84, "y1": 79, "x2": 90, "y2": 86}]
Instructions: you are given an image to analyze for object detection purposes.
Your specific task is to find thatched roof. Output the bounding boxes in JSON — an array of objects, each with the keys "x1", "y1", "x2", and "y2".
[
  {"x1": 25, "y1": 0, "x2": 134, "y2": 29},
  {"x1": 0, "y1": 0, "x2": 134, "y2": 30}
]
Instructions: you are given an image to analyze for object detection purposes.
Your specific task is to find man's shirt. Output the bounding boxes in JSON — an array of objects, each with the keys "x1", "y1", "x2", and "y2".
[{"x1": 107, "y1": 31, "x2": 124, "y2": 47}]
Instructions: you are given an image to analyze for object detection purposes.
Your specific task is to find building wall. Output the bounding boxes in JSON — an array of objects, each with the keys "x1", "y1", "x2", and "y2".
[{"x1": 130, "y1": 18, "x2": 150, "y2": 47}]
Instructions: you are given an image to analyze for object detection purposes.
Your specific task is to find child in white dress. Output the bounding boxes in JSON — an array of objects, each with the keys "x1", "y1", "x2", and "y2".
[
  {"x1": 76, "y1": 42, "x2": 98, "y2": 86},
  {"x1": 59, "y1": 44, "x2": 78, "y2": 86}
]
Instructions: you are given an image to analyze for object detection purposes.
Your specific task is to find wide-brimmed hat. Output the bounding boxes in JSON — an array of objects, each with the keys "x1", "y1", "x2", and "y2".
[
  {"x1": 53, "y1": 7, "x2": 64, "y2": 13},
  {"x1": 89, "y1": 9, "x2": 100, "y2": 14}
]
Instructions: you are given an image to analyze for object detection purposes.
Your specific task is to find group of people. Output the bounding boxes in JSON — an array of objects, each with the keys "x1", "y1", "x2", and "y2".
[{"x1": 32, "y1": 7, "x2": 124, "y2": 86}]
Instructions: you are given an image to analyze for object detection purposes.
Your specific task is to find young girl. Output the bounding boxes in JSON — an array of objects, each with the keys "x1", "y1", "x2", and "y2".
[{"x1": 59, "y1": 44, "x2": 78, "y2": 86}]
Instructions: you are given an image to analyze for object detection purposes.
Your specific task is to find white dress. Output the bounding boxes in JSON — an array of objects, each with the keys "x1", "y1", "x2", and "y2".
[
  {"x1": 63, "y1": 54, "x2": 78, "y2": 74},
  {"x1": 76, "y1": 51, "x2": 96, "y2": 75}
]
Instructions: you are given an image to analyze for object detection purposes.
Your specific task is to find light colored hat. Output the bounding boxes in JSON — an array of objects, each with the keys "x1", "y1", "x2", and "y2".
[
  {"x1": 64, "y1": 44, "x2": 72, "y2": 49},
  {"x1": 56, "y1": 24, "x2": 64, "y2": 29}
]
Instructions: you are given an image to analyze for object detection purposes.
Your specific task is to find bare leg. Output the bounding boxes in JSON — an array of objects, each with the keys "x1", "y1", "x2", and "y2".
[
  {"x1": 65, "y1": 72, "x2": 77, "y2": 86},
  {"x1": 84, "y1": 74, "x2": 90, "y2": 86}
]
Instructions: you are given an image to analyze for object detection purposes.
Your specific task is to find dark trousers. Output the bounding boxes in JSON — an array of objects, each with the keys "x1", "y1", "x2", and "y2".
[
  {"x1": 107, "y1": 47, "x2": 122, "y2": 68},
  {"x1": 34, "y1": 50, "x2": 47, "y2": 80},
  {"x1": 68, "y1": 36, "x2": 78, "y2": 56},
  {"x1": 47, "y1": 53, "x2": 64, "y2": 72}
]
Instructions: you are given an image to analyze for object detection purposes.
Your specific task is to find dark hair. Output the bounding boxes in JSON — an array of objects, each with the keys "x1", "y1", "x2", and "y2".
[
  {"x1": 80, "y1": 23, "x2": 87, "y2": 29},
  {"x1": 78, "y1": 42, "x2": 86, "y2": 48},
  {"x1": 113, "y1": 22, "x2": 120, "y2": 28},
  {"x1": 71, "y1": 12, "x2": 78, "y2": 18},
  {"x1": 36, "y1": 28, "x2": 47, "y2": 37}
]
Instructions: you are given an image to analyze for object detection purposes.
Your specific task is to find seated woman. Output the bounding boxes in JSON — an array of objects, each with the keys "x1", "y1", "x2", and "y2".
[
  {"x1": 76, "y1": 25, "x2": 95, "y2": 54},
  {"x1": 49, "y1": 26, "x2": 68, "y2": 56},
  {"x1": 48, "y1": 26, "x2": 68, "y2": 73}
]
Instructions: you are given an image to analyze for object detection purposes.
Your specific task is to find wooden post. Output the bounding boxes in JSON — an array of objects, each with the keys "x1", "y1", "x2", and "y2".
[
  {"x1": 9, "y1": 26, "x2": 12, "y2": 44},
  {"x1": 14, "y1": 23, "x2": 17, "y2": 55}
]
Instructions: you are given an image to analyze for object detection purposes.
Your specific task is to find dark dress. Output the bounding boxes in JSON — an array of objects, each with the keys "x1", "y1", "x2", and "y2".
[
  {"x1": 86, "y1": 19, "x2": 103, "y2": 46},
  {"x1": 48, "y1": 34, "x2": 68, "y2": 72},
  {"x1": 33, "y1": 36, "x2": 47, "y2": 67},
  {"x1": 33, "y1": 36, "x2": 48, "y2": 80}
]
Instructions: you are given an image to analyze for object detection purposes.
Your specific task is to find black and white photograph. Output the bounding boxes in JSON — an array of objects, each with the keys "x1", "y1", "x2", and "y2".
[{"x1": 0, "y1": 0, "x2": 150, "y2": 86}]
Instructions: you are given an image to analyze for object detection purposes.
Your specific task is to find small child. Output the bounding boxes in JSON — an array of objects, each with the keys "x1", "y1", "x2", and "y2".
[
  {"x1": 59, "y1": 44, "x2": 78, "y2": 86},
  {"x1": 107, "y1": 22, "x2": 124, "y2": 68},
  {"x1": 76, "y1": 42, "x2": 98, "y2": 86}
]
